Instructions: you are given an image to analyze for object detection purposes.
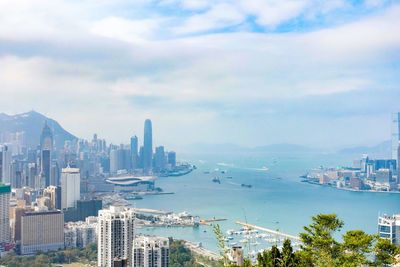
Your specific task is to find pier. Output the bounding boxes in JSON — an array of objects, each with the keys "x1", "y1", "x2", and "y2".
[
  {"x1": 135, "y1": 208, "x2": 172, "y2": 215},
  {"x1": 235, "y1": 221, "x2": 301, "y2": 241},
  {"x1": 199, "y1": 218, "x2": 227, "y2": 225}
]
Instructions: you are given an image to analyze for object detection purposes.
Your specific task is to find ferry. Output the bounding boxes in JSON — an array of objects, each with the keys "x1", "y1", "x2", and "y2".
[{"x1": 212, "y1": 177, "x2": 221, "y2": 184}]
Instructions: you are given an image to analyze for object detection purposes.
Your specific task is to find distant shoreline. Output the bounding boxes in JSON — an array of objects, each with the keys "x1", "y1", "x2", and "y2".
[{"x1": 301, "y1": 180, "x2": 400, "y2": 194}]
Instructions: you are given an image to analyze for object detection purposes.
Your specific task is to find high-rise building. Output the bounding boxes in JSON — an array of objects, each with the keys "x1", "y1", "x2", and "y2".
[
  {"x1": 44, "y1": 185, "x2": 61, "y2": 210},
  {"x1": 40, "y1": 121, "x2": 53, "y2": 151},
  {"x1": 392, "y1": 112, "x2": 400, "y2": 160},
  {"x1": 130, "y1": 135, "x2": 138, "y2": 170},
  {"x1": 40, "y1": 121, "x2": 53, "y2": 188},
  {"x1": 41, "y1": 149, "x2": 51, "y2": 187},
  {"x1": 60, "y1": 167, "x2": 80, "y2": 209},
  {"x1": 0, "y1": 184, "x2": 11, "y2": 244},
  {"x1": 1, "y1": 146, "x2": 11, "y2": 184},
  {"x1": 378, "y1": 214, "x2": 400, "y2": 245},
  {"x1": 132, "y1": 236, "x2": 169, "y2": 267},
  {"x1": 167, "y1": 152, "x2": 176, "y2": 168},
  {"x1": 143, "y1": 119, "x2": 153, "y2": 174},
  {"x1": 154, "y1": 146, "x2": 166, "y2": 172},
  {"x1": 21, "y1": 209, "x2": 64, "y2": 255},
  {"x1": 98, "y1": 206, "x2": 135, "y2": 267}
]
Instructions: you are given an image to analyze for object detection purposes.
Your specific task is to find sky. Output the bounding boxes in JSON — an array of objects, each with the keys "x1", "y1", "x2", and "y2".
[{"x1": 0, "y1": 0, "x2": 399, "y2": 149}]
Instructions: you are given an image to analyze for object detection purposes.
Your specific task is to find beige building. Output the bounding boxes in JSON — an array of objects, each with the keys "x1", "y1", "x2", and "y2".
[{"x1": 21, "y1": 209, "x2": 64, "y2": 255}]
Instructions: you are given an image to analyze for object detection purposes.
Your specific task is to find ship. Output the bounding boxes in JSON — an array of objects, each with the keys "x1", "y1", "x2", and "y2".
[
  {"x1": 212, "y1": 177, "x2": 221, "y2": 184},
  {"x1": 241, "y1": 184, "x2": 252, "y2": 188}
]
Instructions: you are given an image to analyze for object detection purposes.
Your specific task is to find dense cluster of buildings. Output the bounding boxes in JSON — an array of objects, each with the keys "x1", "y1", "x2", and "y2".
[
  {"x1": 0, "y1": 118, "x2": 175, "y2": 266},
  {"x1": 304, "y1": 112, "x2": 400, "y2": 192}
]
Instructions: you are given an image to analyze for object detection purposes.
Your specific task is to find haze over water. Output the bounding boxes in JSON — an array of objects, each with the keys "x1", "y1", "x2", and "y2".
[{"x1": 136, "y1": 151, "x2": 400, "y2": 252}]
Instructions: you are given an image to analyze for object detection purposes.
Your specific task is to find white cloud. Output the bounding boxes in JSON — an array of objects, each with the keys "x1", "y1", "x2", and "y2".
[
  {"x1": 174, "y1": 3, "x2": 245, "y2": 34},
  {"x1": 90, "y1": 17, "x2": 163, "y2": 43}
]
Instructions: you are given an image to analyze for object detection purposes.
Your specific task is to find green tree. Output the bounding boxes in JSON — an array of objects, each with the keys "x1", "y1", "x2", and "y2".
[
  {"x1": 338, "y1": 230, "x2": 375, "y2": 266},
  {"x1": 280, "y1": 239, "x2": 296, "y2": 267},
  {"x1": 299, "y1": 213, "x2": 344, "y2": 266},
  {"x1": 213, "y1": 223, "x2": 229, "y2": 266},
  {"x1": 373, "y1": 238, "x2": 399, "y2": 266}
]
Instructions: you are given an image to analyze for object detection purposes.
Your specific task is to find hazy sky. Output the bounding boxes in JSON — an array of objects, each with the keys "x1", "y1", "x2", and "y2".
[{"x1": 0, "y1": 0, "x2": 399, "y2": 148}]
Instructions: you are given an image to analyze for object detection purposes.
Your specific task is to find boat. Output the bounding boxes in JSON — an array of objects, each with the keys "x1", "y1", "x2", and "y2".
[
  {"x1": 226, "y1": 176, "x2": 233, "y2": 179},
  {"x1": 203, "y1": 171, "x2": 210, "y2": 174},
  {"x1": 239, "y1": 239, "x2": 248, "y2": 243},
  {"x1": 241, "y1": 184, "x2": 252, "y2": 188},
  {"x1": 221, "y1": 170, "x2": 226, "y2": 174},
  {"x1": 226, "y1": 229, "x2": 234, "y2": 235},
  {"x1": 212, "y1": 177, "x2": 221, "y2": 184}
]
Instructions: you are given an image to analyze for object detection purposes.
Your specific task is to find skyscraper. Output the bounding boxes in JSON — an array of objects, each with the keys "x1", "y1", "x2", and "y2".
[
  {"x1": 60, "y1": 167, "x2": 80, "y2": 209},
  {"x1": 97, "y1": 206, "x2": 135, "y2": 267},
  {"x1": 392, "y1": 112, "x2": 400, "y2": 160},
  {"x1": 0, "y1": 184, "x2": 11, "y2": 244},
  {"x1": 40, "y1": 121, "x2": 53, "y2": 187},
  {"x1": 132, "y1": 236, "x2": 170, "y2": 267},
  {"x1": 1, "y1": 146, "x2": 11, "y2": 184},
  {"x1": 130, "y1": 135, "x2": 138, "y2": 170},
  {"x1": 143, "y1": 119, "x2": 153, "y2": 174},
  {"x1": 40, "y1": 121, "x2": 53, "y2": 151}
]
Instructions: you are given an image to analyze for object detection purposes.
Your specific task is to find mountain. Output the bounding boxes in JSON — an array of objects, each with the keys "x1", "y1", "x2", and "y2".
[
  {"x1": 338, "y1": 140, "x2": 391, "y2": 158},
  {"x1": 253, "y1": 143, "x2": 317, "y2": 153},
  {"x1": 0, "y1": 110, "x2": 77, "y2": 150}
]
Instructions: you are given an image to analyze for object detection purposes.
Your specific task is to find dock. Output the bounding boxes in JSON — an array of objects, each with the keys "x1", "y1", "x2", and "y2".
[
  {"x1": 235, "y1": 221, "x2": 301, "y2": 241},
  {"x1": 135, "y1": 208, "x2": 172, "y2": 215},
  {"x1": 199, "y1": 218, "x2": 227, "y2": 225}
]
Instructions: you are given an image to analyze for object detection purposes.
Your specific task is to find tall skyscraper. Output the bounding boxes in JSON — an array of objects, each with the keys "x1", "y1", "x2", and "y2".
[
  {"x1": 60, "y1": 167, "x2": 81, "y2": 209},
  {"x1": 40, "y1": 121, "x2": 53, "y2": 187},
  {"x1": 143, "y1": 119, "x2": 153, "y2": 174},
  {"x1": 98, "y1": 206, "x2": 135, "y2": 267},
  {"x1": 154, "y1": 146, "x2": 166, "y2": 172},
  {"x1": 0, "y1": 184, "x2": 11, "y2": 244},
  {"x1": 40, "y1": 121, "x2": 53, "y2": 151},
  {"x1": 392, "y1": 112, "x2": 400, "y2": 160},
  {"x1": 130, "y1": 135, "x2": 138, "y2": 170},
  {"x1": 132, "y1": 236, "x2": 169, "y2": 267},
  {"x1": 1, "y1": 146, "x2": 11, "y2": 184}
]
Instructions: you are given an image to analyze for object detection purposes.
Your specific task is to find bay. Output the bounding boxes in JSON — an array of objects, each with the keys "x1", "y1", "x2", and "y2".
[{"x1": 135, "y1": 152, "x2": 400, "y2": 253}]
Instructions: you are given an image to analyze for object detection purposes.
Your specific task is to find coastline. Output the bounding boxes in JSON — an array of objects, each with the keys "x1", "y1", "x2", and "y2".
[{"x1": 301, "y1": 180, "x2": 400, "y2": 194}]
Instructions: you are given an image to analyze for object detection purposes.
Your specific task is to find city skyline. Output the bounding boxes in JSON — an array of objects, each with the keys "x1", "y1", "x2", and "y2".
[{"x1": 0, "y1": 1, "x2": 399, "y2": 148}]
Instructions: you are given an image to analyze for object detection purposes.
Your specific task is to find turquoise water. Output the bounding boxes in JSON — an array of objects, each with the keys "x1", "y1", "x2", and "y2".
[{"x1": 135, "y1": 152, "x2": 400, "y2": 253}]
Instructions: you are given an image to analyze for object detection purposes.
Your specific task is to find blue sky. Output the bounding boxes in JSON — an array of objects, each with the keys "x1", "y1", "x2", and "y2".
[{"x1": 0, "y1": 0, "x2": 399, "y2": 148}]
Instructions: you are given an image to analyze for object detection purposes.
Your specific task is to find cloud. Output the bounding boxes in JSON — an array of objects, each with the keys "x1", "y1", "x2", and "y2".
[
  {"x1": 173, "y1": 3, "x2": 245, "y2": 34},
  {"x1": 0, "y1": 1, "x2": 398, "y2": 147}
]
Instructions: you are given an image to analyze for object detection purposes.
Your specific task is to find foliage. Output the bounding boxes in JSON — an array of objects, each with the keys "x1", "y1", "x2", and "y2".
[
  {"x1": 213, "y1": 222, "x2": 229, "y2": 266},
  {"x1": 218, "y1": 213, "x2": 400, "y2": 267},
  {"x1": 299, "y1": 213, "x2": 344, "y2": 266},
  {"x1": 0, "y1": 243, "x2": 97, "y2": 267},
  {"x1": 169, "y1": 238, "x2": 200, "y2": 267},
  {"x1": 373, "y1": 238, "x2": 399, "y2": 266}
]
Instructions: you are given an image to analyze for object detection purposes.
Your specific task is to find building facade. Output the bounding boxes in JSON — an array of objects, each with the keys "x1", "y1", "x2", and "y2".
[
  {"x1": 97, "y1": 206, "x2": 135, "y2": 267},
  {"x1": 378, "y1": 214, "x2": 400, "y2": 245},
  {"x1": 60, "y1": 167, "x2": 80, "y2": 209},
  {"x1": 0, "y1": 184, "x2": 11, "y2": 244},
  {"x1": 132, "y1": 236, "x2": 169, "y2": 267},
  {"x1": 21, "y1": 209, "x2": 64, "y2": 255}
]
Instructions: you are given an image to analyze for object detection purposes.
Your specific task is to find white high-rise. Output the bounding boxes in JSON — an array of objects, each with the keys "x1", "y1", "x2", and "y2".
[
  {"x1": 60, "y1": 167, "x2": 80, "y2": 209},
  {"x1": 0, "y1": 184, "x2": 11, "y2": 244},
  {"x1": 132, "y1": 236, "x2": 169, "y2": 267},
  {"x1": 1, "y1": 146, "x2": 11, "y2": 184},
  {"x1": 97, "y1": 206, "x2": 135, "y2": 267}
]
